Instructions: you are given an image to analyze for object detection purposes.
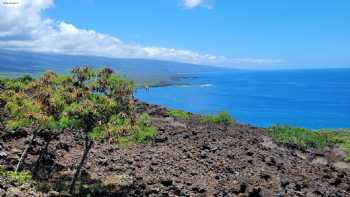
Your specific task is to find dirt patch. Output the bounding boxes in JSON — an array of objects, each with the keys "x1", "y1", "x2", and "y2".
[{"x1": 333, "y1": 162, "x2": 350, "y2": 170}]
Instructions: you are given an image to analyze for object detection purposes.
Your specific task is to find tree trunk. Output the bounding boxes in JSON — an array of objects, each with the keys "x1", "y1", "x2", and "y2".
[
  {"x1": 69, "y1": 135, "x2": 93, "y2": 194},
  {"x1": 15, "y1": 133, "x2": 37, "y2": 173},
  {"x1": 33, "y1": 137, "x2": 52, "y2": 178}
]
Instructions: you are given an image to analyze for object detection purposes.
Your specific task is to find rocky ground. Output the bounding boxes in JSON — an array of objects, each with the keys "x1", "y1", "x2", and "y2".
[{"x1": 0, "y1": 102, "x2": 350, "y2": 196}]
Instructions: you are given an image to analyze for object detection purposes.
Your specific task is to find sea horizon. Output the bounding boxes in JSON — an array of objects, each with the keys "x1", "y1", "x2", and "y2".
[{"x1": 136, "y1": 68, "x2": 350, "y2": 130}]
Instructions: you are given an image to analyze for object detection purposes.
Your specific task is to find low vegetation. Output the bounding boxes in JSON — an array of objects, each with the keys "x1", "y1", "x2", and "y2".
[
  {"x1": 118, "y1": 113, "x2": 157, "y2": 148},
  {"x1": 0, "y1": 167, "x2": 31, "y2": 184},
  {"x1": 202, "y1": 111, "x2": 235, "y2": 126},
  {"x1": 166, "y1": 109, "x2": 190, "y2": 120},
  {"x1": 318, "y1": 128, "x2": 350, "y2": 161},
  {"x1": 267, "y1": 125, "x2": 350, "y2": 161},
  {"x1": 0, "y1": 75, "x2": 33, "y2": 92},
  {"x1": 267, "y1": 125, "x2": 335, "y2": 149}
]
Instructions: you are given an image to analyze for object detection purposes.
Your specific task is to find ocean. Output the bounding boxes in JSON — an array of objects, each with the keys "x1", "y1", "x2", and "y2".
[{"x1": 135, "y1": 69, "x2": 350, "y2": 129}]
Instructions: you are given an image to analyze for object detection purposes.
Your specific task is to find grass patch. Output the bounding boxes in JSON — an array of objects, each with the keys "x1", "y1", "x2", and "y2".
[
  {"x1": 0, "y1": 75, "x2": 33, "y2": 91},
  {"x1": 166, "y1": 109, "x2": 190, "y2": 120},
  {"x1": 202, "y1": 111, "x2": 234, "y2": 126},
  {"x1": 267, "y1": 125, "x2": 350, "y2": 161},
  {"x1": 317, "y1": 128, "x2": 350, "y2": 161},
  {"x1": 0, "y1": 167, "x2": 31, "y2": 183},
  {"x1": 267, "y1": 125, "x2": 335, "y2": 149},
  {"x1": 117, "y1": 113, "x2": 157, "y2": 148},
  {"x1": 117, "y1": 127, "x2": 157, "y2": 148}
]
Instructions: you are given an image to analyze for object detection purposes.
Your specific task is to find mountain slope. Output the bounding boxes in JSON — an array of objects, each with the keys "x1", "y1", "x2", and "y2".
[{"x1": 0, "y1": 49, "x2": 229, "y2": 85}]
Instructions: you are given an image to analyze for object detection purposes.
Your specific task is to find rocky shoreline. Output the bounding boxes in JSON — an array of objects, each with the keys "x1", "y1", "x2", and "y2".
[{"x1": 1, "y1": 102, "x2": 350, "y2": 196}]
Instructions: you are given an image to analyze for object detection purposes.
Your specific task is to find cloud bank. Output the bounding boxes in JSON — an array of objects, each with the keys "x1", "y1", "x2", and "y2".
[{"x1": 0, "y1": 0, "x2": 283, "y2": 67}]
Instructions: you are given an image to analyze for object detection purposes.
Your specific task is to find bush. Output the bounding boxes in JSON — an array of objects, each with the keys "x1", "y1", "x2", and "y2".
[
  {"x1": 317, "y1": 129, "x2": 350, "y2": 161},
  {"x1": 166, "y1": 109, "x2": 190, "y2": 120},
  {"x1": 267, "y1": 125, "x2": 336, "y2": 150},
  {"x1": 267, "y1": 126, "x2": 350, "y2": 160},
  {"x1": 202, "y1": 111, "x2": 234, "y2": 126},
  {"x1": 0, "y1": 75, "x2": 33, "y2": 92},
  {"x1": 342, "y1": 142, "x2": 350, "y2": 161},
  {"x1": 117, "y1": 113, "x2": 156, "y2": 148}
]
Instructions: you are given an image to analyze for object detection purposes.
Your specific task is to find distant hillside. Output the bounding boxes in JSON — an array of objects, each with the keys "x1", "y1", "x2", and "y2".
[{"x1": 0, "y1": 49, "x2": 229, "y2": 85}]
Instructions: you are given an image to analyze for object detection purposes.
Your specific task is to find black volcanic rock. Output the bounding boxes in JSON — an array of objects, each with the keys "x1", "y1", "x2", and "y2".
[{"x1": 0, "y1": 102, "x2": 349, "y2": 196}]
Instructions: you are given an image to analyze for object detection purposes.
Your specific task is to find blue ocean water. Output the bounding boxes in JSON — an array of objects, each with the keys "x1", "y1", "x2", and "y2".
[{"x1": 135, "y1": 69, "x2": 350, "y2": 129}]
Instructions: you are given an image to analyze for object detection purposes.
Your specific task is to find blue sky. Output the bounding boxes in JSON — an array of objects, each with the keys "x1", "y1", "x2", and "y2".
[{"x1": 0, "y1": 0, "x2": 349, "y2": 68}]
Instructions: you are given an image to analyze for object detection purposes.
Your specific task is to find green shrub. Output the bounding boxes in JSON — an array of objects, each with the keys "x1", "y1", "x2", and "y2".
[
  {"x1": 166, "y1": 109, "x2": 190, "y2": 120},
  {"x1": 118, "y1": 113, "x2": 156, "y2": 148},
  {"x1": 267, "y1": 125, "x2": 336, "y2": 149},
  {"x1": 317, "y1": 129, "x2": 350, "y2": 161},
  {"x1": 342, "y1": 142, "x2": 350, "y2": 161},
  {"x1": 0, "y1": 167, "x2": 31, "y2": 183},
  {"x1": 268, "y1": 126, "x2": 350, "y2": 160},
  {"x1": 133, "y1": 113, "x2": 157, "y2": 142},
  {"x1": 0, "y1": 75, "x2": 33, "y2": 92},
  {"x1": 202, "y1": 111, "x2": 234, "y2": 126}
]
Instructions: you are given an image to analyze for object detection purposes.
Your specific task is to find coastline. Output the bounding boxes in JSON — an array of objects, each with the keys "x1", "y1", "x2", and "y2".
[
  {"x1": 135, "y1": 74, "x2": 197, "y2": 88},
  {"x1": 134, "y1": 69, "x2": 350, "y2": 129}
]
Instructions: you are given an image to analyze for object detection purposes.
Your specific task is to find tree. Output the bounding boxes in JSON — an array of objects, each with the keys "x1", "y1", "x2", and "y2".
[
  {"x1": 27, "y1": 72, "x2": 73, "y2": 177},
  {"x1": 1, "y1": 67, "x2": 150, "y2": 194},
  {"x1": 0, "y1": 72, "x2": 70, "y2": 173},
  {"x1": 58, "y1": 67, "x2": 136, "y2": 194}
]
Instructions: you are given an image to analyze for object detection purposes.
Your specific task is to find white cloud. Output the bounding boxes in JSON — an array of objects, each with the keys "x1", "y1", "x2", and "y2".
[
  {"x1": 182, "y1": 0, "x2": 203, "y2": 8},
  {"x1": 181, "y1": 0, "x2": 213, "y2": 9},
  {"x1": 0, "y1": 0, "x2": 283, "y2": 67}
]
